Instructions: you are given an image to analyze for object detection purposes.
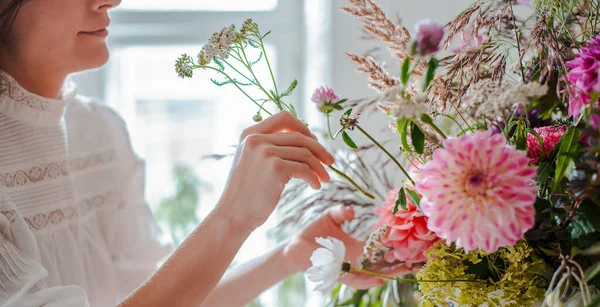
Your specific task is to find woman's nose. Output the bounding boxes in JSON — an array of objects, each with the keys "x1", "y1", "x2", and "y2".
[{"x1": 90, "y1": 0, "x2": 121, "y2": 12}]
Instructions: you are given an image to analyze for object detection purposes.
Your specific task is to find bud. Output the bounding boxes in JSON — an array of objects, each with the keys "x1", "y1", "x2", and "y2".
[{"x1": 253, "y1": 113, "x2": 263, "y2": 122}]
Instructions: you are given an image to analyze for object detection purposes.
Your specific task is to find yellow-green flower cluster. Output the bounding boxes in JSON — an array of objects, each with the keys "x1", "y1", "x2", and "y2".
[{"x1": 417, "y1": 241, "x2": 546, "y2": 307}]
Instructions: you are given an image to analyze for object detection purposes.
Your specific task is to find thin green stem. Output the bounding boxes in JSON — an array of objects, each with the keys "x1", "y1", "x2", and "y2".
[
  {"x1": 195, "y1": 65, "x2": 272, "y2": 116},
  {"x1": 327, "y1": 165, "x2": 375, "y2": 200},
  {"x1": 237, "y1": 44, "x2": 279, "y2": 106},
  {"x1": 452, "y1": 105, "x2": 474, "y2": 131},
  {"x1": 420, "y1": 120, "x2": 447, "y2": 139},
  {"x1": 326, "y1": 115, "x2": 335, "y2": 139},
  {"x1": 442, "y1": 114, "x2": 467, "y2": 134},
  {"x1": 259, "y1": 36, "x2": 279, "y2": 98},
  {"x1": 222, "y1": 59, "x2": 256, "y2": 85},
  {"x1": 350, "y1": 268, "x2": 480, "y2": 283},
  {"x1": 356, "y1": 125, "x2": 414, "y2": 185},
  {"x1": 509, "y1": 3, "x2": 526, "y2": 82}
]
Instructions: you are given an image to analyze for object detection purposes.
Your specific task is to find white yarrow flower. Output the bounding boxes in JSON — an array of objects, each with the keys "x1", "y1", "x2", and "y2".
[{"x1": 305, "y1": 237, "x2": 347, "y2": 293}]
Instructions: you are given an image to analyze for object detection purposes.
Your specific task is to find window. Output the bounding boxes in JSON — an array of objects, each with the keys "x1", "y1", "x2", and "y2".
[
  {"x1": 119, "y1": 0, "x2": 278, "y2": 11},
  {"x1": 73, "y1": 2, "x2": 311, "y2": 306}
]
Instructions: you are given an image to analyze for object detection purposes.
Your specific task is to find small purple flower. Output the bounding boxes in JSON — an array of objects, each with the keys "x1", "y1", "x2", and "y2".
[
  {"x1": 566, "y1": 34, "x2": 600, "y2": 117},
  {"x1": 414, "y1": 19, "x2": 445, "y2": 57}
]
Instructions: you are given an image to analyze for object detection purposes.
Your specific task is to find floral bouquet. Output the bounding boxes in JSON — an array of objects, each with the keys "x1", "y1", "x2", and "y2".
[{"x1": 175, "y1": 0, "x2": 600, "y2": 305}]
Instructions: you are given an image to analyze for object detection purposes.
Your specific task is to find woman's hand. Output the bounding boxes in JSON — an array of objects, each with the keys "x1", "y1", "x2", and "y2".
[
  {"x1": 284, "y1": 206, "x2": 414, "y2": 289},
  {"x1": 218, "y1": 111, "x2": 335, "y2": 230}
]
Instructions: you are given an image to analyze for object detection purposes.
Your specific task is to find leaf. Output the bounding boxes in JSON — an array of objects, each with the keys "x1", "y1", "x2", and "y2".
[
  {"x1": 249, "y1": 51, "x2": 263, "y2": 66},
  {"x1": 536, "y1": 161, "x2": 554, "y2": 188},
  {"x1": 406, "y1": 189, "x2": 421, "y2": 210},
  {"x1": 339, "y1": 289, "x2": 368, "y2": 306},
  {"x1": 247, "y1": 39, "x2": 260, "y2": 48},
  {"x1": 411, "y1": 122, "x2": 425, "y2": 154},
  {"x1": 337, "y1": 98, "x2": 349, "y2": 104},
  {"x1": 342, "y1": 131, "x2": 358, "y2": 149},
  {"x1": 397, "y1": 119, "x2": 412, "y2": 152},
  {"x1": 420, "y1": 114, "x2": 434, "y2": 125},
  {"x1": 210, "y1": 78, "x2": 233, "y2": 86},
  {"x1": 281, "y1": 80, "x2": 298, "y2": 97},
  {"x1": 401, "y1": 57, "x2": 411, "y2": 85},
  {"x1": 588, "y1": 294, "x2": 600, "y2": 307},
  {"x1": 393, "y1": 187, "x2": 407, "y2": 214},
  {"x1": 343, "y1": 108, "x2": 353, "y2": 117},
  {"x1": 514, "y1": 123, "x2": 527, "y2": 151},
  {"x1": 553, "y1": 126, "x2": 581, "y2": 190},
  {"x1": 568, "y1": 201, "x2": 600, "y2": 240},
  {"x1": 586, "y1": 262, "x2": 600, "y2": 282},
  {"x1": 213, "y1": 57, "x2": 225, "y2": 71},
  {"x1": 583, "y1": 243, "x2": 600, "y2": 256},
  {"x1": 261, "y1": 30, "x2": 272, "y2": 39},
  {"x1": 422, "y1": 57, "x2": 439, "y2": 91}
]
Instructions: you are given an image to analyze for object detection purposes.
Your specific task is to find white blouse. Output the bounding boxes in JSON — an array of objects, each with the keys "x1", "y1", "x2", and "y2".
[{"x1": 0, "y1": 71, "x2": 171, "y2": 307}]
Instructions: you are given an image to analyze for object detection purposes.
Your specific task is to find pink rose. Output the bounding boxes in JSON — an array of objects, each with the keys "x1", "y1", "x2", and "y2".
[{"x1": 374, "y1": 189, "x2": 439, "y2": 265}]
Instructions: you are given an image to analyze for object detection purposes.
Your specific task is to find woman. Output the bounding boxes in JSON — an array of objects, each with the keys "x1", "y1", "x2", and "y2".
[{"x1": 0, "y1": 0, "x2": 409, "y2": 306}]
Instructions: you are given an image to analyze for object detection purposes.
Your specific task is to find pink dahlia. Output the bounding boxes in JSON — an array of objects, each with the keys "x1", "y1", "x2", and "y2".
[
  {"x1": 374, "y1": 189, "x2": 439, "y2": 265},
  {"x1": 415, "y1": 131, "x2": 538, "y2": 253},
  {"x1": 414, "y1": 20, "x2": 445, "y2": 57},
  {"x1": 566, "y1": 34, "x2": 600, "y2": 117},
  {"x1": 526, "y1": 126, "x2": 566, "y2": 164}
]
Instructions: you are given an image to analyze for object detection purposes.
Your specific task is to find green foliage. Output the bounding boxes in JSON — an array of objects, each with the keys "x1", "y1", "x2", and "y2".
[
  {"x1": 342, "y1": 131, "x2": 358, "y2": 149},
  {"x1": 394, "y1": 187, "x2": 407, "y2": 214},
  {"x1": 410, "y1": 122, "x2": 425, "y2": 154},
  {"x1": 422, "y1": 58, "x2": 439, "y2": 91},
  {"x1": 553, "y1": 126, "x2": 581, "y2": 190},
  {"x1": 155, "y1": 165, "x2": 204, "y2": 247}
]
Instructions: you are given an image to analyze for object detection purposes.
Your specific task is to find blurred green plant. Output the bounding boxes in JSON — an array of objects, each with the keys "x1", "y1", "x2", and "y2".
[{"x1": 155, "y1": 165, "x2": 206, "y2": 247}]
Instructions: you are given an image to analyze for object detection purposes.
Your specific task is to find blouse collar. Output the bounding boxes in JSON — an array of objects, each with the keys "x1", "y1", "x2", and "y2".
[{"x1": 0, "y1": 70, "x2": 77, "y2": 126}]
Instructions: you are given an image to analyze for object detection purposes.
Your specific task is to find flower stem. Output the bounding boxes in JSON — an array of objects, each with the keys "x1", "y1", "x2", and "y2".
[
  {"x1": 350, "y1": 268, "x2": 479, "y2": 284},
  {"x1": 421, "y1": 120, "x2": 447, "y2": 139},
  {"x1": 509, "y1": 2, "x2": 526, "y2": 82},
  {"x1": 356, "y1": 125, "x2": 414, "y2": 185},
  {"x1": 326, "y1": 115, "x2": 335, "y2": 139},
  {"x1": 327, "y1": 165, "x2": 375, "y2": 200},
  {"x1": 259, "y1": 35, "x2": 280, "y2": 98},
  {"x1": 195, "y1": 65, "x2": 273, "y2": 116}
]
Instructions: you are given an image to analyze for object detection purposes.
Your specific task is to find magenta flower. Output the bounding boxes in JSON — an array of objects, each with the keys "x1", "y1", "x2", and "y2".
[
  {"x1": 591, "y1": 114, "x2": 600, "y2": 130},
  {"x1": 415, "y1": 131, "x2": 538, "y2": 253},
  {"x1": 566, "y1": 34, "x2": 600, "y2": 117},
  {"x1": 526, "y1": 126, "x2": 566, "y2": 164},
  {"x1": 414, "y1": 20, "x2": 445, "y2": 57}
]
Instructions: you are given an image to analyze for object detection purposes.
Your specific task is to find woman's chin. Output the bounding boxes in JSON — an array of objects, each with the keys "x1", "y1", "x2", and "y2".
[{"x1": 73, "y1": 46, "x2": 110, "y2": 72}]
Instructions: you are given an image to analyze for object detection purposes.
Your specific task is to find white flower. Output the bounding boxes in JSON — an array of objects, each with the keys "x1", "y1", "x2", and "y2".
[{"x1": 305, "y1": 237, "x2": 347, "y2": 293}]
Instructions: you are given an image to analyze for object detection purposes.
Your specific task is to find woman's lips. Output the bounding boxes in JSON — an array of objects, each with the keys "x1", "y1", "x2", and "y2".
[{"x1": 81, "y1": 29, "x2": 108, "y2": 38}]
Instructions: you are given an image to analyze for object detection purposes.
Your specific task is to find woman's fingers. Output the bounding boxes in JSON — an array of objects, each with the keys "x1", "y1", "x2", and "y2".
[
  {"x1": 262, "y1": 132, "x2": 334, "y2": 165},
  {"x1": 266, "y1": 146, "x2": 330, "y2": 182},
  {"x1": 240, "y1": 111, "x2": 315, "y2": 141},
  {"x1": 271, "y1": 159, "x2": 321, "y2": 189}
]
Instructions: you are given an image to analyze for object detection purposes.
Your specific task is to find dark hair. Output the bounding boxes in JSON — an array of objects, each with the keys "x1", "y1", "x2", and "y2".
[{"x1": 0, "y1": 0, "x2": 28, "y2": 49}]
